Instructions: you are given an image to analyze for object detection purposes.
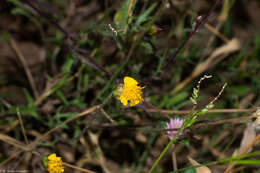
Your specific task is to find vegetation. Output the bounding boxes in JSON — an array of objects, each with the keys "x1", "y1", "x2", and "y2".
[{"x1": 0, "y1": 0, "x2": 260, "y2": 172}]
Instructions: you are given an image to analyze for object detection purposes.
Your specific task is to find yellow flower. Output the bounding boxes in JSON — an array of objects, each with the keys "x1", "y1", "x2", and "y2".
[
  {"x1": 119, "y1": 76, "x2": 145, "y2": 107},
  {"x1": 47, "y1": 153, "x2": 64, "y2": 173}
]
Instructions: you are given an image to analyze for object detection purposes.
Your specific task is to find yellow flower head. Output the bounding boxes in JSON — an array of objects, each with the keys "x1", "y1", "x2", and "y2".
[
  {"x1": 119, "y1": 76, "x2": 145, "y2": 107},
  {"x1": 47, "y1": 153, "x2": 64, "y2": 173}
]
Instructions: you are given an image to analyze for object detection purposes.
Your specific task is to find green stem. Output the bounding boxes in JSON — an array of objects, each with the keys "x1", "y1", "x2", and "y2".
[
  {"x1": 148, "y1": 126, "x2": 184, "y2": 173},
  {"x1": 148, "y1": 106, "x2": 198, "y2": 173},
  {"x1": 170, "y1": 150, "x2": 260, "y2": 173}
]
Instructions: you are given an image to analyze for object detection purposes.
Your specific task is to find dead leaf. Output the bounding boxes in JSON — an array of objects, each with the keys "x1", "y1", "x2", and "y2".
[
  {"x1": 135, "y1": 132, "x2": 147, "y2": 143},
  {"x1": 188, "y1": 156, "x2": 212, "y2": 173},
  {"x1": 239, "y1": 123, "x2": 256, "y2": 154},
  {"x1": 172, "y1": 38, "x2": 240, "y2": 94},
  {"x1": 239, "y1": 93, "x2": 255, "y2": 108},
  {"x1": 253, "y1": 108, "x2": 260, "y2": 128},
  {"x1": 88, "y1": 131, "x2": 100, "y2": 146}
]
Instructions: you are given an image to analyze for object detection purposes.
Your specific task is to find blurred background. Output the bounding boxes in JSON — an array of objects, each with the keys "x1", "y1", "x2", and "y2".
[{"x1": 0, "y1": 0, "x2": 260, "y2": 172}]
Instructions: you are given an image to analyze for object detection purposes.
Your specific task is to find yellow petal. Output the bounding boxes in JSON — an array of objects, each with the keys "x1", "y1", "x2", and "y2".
[
  {"x1": 120, "y1": 95, "x2": 128, "y2": 106},
  {"x1": 48, "y1": 154, "x2": 57, "y2": 160},
  {"x1": 124, "y1": 76, "x2": 138, "y2": 86},
  {"x1": 130, "y1": 99, "x2": 139, "y2": 106}
]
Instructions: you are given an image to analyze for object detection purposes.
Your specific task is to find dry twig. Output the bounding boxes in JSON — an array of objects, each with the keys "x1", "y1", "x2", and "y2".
[
  {"x1": 16, "y1": 108, "x2": 29, "y2": 145},
  {"x1": 0, "y1": 105, "x2": 101, "y2": 166},
  {"x1": 172, "y1": 38, "x2": 240, "y2": 94},
  {"x1": 146, "y1": 108, "x2": 256, "y2": 114},
  {"x1": 9, "y1": 38, "x2": 39, "y2": 98},
  {"x1": 224, "y1": 111, "x2": 260, "y2": 173}
]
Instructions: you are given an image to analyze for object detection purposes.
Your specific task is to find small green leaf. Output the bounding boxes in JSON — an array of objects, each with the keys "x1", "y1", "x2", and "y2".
[
  {"x1": 180, "y1": 139, "x2": 190, "y2": 147},
  {"x1": 184, "y1": 167, "x2": 196, "y2": 173},
  {"x1": 166, "y1": 92, "x2": 189, "y2": 108},
  {"x1": 206, "y1": 103, "x2": 214, "y2": 109},
  {"x1": 83, "y1": 72, "x2": 89, "y2": 89},
  {"x1": 114, "y1": 0, "x2": 130, "y2": 30},
  {"x1": 23, "y1": 88, "x2": 34, "y2": 107},
  {"x1": 235, "y1": 159, "x2": 260, "y2": 165},
  {"x1": 190, "y1": 97, "x2": 197, "y2": 105},
  {"x1": 135, "y1": 3, "x2": 157, "y2": 26},
  {"x1": 42, "y1": 155, "x2": 48, "y2": 169},
  {"x1": 61, "y1": 53, "x2": 74, "y2": 73},
  {"x1": 73, "y1": 122, "x2": 81, "y2": 147},
  {"x1": 197, "y1": 108, "x2": 209, "y2": 115},
  {"x1": 56, "y1": 90, "x2": 68, "y2": 106},
  {"x1": 192, "y1": 88, "x2": 198, "y2": 99}
]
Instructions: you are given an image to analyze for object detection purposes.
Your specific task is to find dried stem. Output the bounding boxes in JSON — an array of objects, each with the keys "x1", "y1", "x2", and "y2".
[
  {"x1": 16, "y1": 108, "x2": 29, "y2": 145},
  {"x1": 164, "y1": 0, "x2": 222, "y2": 70},
  {"x1": 63, "y1": 162, "x2": 96, "y2": 173},
  {"x1": 9, "y1": 38, "x2": 39, "y2": 98},
  {"x1": 209, "y1": 83, "x2": 227, "y2": 105},
  {"x1": 146, "y1": 108, "x2": 256, "y2": 114},
  {"x1": 85, "y1": 113, "x2": 254, "y2": 133},
  {"x1": 224, "y1": 133, "x2": 260, "y2": 173},
  {"x1": 0, "y1": 132, "x2": 96, "y2": 173},
  {"x1": 205, "y1": 23, "x2": 229, "y2": 43},
  {"x1": 196, "y1": 75, "x2": 212, "y2": 96},
  {"x1": 0, "y1": 105, "x2": 101, "y2": 166}
]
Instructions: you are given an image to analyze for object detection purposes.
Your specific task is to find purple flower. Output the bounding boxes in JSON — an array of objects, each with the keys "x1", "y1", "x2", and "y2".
[{"x1": 165, "y1": 118, "x2": 184, "y2": 139}]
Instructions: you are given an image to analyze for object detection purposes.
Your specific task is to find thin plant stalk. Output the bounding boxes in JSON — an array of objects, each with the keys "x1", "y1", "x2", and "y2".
[
  {"x1": 142, "y1": 0, "x2": 223, "y2": 85},
  {"x1": 148, "y1": 125, "x2": 186, "y2": 173},
  {"x1": 148, "y1": 106, "x2": 196, "y2": 173}
]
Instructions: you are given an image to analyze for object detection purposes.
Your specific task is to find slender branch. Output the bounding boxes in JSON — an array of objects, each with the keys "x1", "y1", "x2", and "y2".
[
  {"x1": 24, "y1": 0, "x2": 72, "y2": 40},
  {"x1": 0, "y1": 105, "x2": 101, "y2": 166},
  {"x1": 164, "y1": 0, "x2": 222, "y2": 70},
  {"x1": 16, "y1": 108, "x2": 29, "y2": 145},
  {"x1": 63, "y1": 162, "x2": 96, "y2": 173},
  {"x1": 88, "y1": 114, "x2": 254, "y2": 133},
  {"x1": 22, "y1": 0, "x2": 112, "y2": 78},
  {"x1": 191, "y1": 115, "x2": 254, "y2": 129},
  {"x1": 0, "y1": 132, "x2": 96, "y2": 173},
  {"x1": 142, "y1": 0, "x2": 223, "y2": 84},
  {"x1": 146, "y1": 108, "x2": 256, "y2": 114},
  {"x1": 9, "y1": 38, "x2": 39, "y2": 98},
  {"x1": 224, "y1": 133, "x2": 260, "y2": 173},
  {"x1": 205, "y1": 23, "x2": 229, "y2": 43}
]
